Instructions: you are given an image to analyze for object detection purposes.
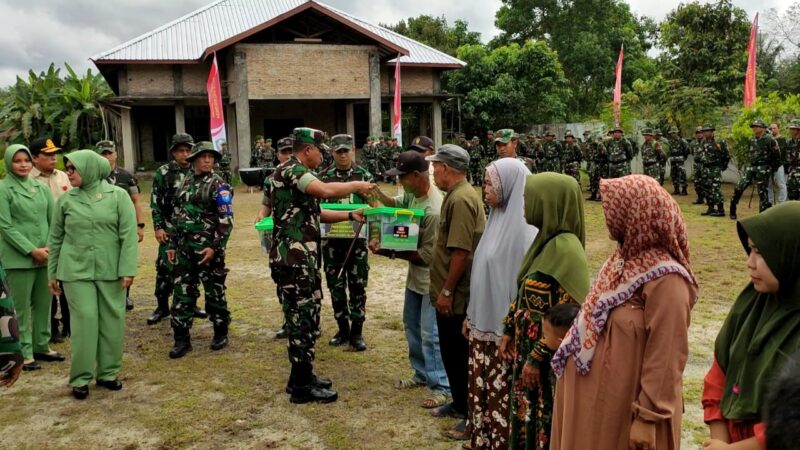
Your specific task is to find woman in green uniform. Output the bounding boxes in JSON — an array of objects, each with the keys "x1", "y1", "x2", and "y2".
[
  {"x1": 47, "y1": 150, "x2": 138, "y2": 399},
  {"x1": 0, "y1": 144, "x2": 60, "y2": 372}
]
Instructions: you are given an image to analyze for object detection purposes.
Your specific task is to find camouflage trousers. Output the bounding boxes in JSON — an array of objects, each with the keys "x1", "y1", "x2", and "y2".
[
  {"x1": 671, "y1": 160, "x2": 687, "y2": 191},
  {"x1": 608, "y1": 161, "x2": 630, "y2": 178},
  {"x1": 541, "y1": 159, "x2": 561, "y2": 173},
  {"x1": 694, "y1": 162, "x2": 707, "y2": 200},
  {"x1": 322, "y1": 239, "x2": 368, "y2": 325},
  {"x1": 154, "y1": 243, "x2": 174, "y2": 303},
  {"x1": 732, "y1": 165, "x2": 773, "y2": 212},
  {"x1": 272, "y1": 266, "x2": 323, "y2": 364},
  {"x1": 219, "y1": 170, "x2": 232, "y2": 185},
  {"x1": 644, "y1": 163, "x2": 661, "y2": 183},
  {"x1": 658, "y1": 162, "x2": 667, "y2": 185},
  {"x1": 703, "y1": 166, "x2": 724, "y2": 206},
  {"x1": 170, "y1": 240, "x2": 231, "y2": 332},
  {"x1": 470, "y1": 164, "x2": 484, "y2": 186},
  {"x1": 788, "y1": 168, "x2": 800, "y2": 200},
  {"x1": 588, "y1": 161, "x2": 607, "y2": 197},
  {"x1": 563, "y1": 162, "x2": 581, "y2": 185}
]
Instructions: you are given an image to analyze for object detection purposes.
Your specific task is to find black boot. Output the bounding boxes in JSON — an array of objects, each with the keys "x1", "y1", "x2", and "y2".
[
  {"x1": 729, "y1": 200, "x2": 737, "y2": 220},
  {"x1": 700, "y1": 205, "x2": 715, "y2": 216},
  {"x1": 193, "y1": 307, "x2": 208, "y2": 319},
  {"x1": 147, "y1": 298, "x2": 170, "y2": 325},
  {"x1": 275, "y1": 324, "x2": 288, "y2": 339},
  {"x1": 681, "y1": 187, "x2": 689, "y2": 196},
  {"x1": 711, "y1": 203, "x2": 725, "y2": 217},
  {"x1": 289, "y1": 362, "x2": 338, "y2": 404},
  {"x1": 210, "y1": 323, "x2": 229, "y2": 351},
  {"x1": 169, "y1": 331, "x2": 192, "y2": 359},
  {"x1": 328, "y1": 320, "x2": 350, "y2": 346},
  {"x1": 285, "y1": 373, "x2": 333, "y2": 394},
  {"x1": 125, "y1": 297, "x2": 134, "y2": 311},
  {"x1": 693, "y1": 195, "x2": 705, "y2": 205},
  {"x1": 349, "y1": 321, "x2": 367, "y2": 352},
  {"x1": 672, "y1": 188, "x2": 680, "y2": 195}
]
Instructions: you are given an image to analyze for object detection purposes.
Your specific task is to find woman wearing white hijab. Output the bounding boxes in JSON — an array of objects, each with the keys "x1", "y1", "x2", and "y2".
[{"x1": 458, "y1": 158, "x2": 537, "y2": 446}]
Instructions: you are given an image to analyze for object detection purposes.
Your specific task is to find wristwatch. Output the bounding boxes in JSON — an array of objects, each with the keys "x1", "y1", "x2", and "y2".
[
  {"x1": 348, "y1": 211, "x2": 354, "y2": 221},
  {"x1": 442, "y1": 288, "x2": 452, "y2": 297},
  {"x1": 137, "y1": 223, "x2": 145, "y2": 229}
]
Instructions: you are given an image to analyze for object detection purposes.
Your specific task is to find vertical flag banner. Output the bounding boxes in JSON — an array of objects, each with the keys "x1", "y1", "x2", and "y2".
[
  {"x1": 613, "y1": 44, "x2": 624, "y2": 125},
  {"x1": 207, "y1": 53, "x2": 227, "y2": 151},
  {"x1": 392, "y1": 56, "x2": 402, "y2": 146},
  {"x1": 744, "y1": 13, "x2": 759, "y2": 108}
]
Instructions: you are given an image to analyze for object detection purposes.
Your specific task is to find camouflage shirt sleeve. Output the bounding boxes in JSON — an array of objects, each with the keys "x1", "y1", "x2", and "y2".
[
  {"x1": 150, "y1": 168, "x2": 167, "y2": 231},
  {"x1": 211, "y1": 179, "x2": 234, "y2": 250}
]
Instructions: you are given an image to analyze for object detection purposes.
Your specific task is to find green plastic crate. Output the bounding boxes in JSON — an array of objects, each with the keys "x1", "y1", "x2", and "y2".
[
  {"x1": 254, "y1": 217, "x2": 274, "y2": 254},
  {"x1": 320, "y1": 203, "x2": 369, "y2": 239},
  {"x1": 364, "y1": 207, "x2": 425, "y2": 251}
]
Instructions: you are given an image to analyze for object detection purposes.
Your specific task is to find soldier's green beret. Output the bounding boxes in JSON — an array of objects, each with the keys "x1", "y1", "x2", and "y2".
[
  {"x1": 494, "y1": 129, "x2": 518, "y2": 143},
  {"x1": 701, "y1": 124, "x2": 715, "y2": 131},
  {"x1": 331, "y1": 134, "x2": 353, "y2": 151},
  {"x1": 669, "y1": 126, "x2": 680, "y2": 134},
  {"x1": 293, "y1": 127, "x2": 329, "y2": 151},
  {"x1": 170, "y1": 133, "x2": 195, "y2": 151},
  {"x1": 94, "y1": 140, "x2": 116, "y2": 154},
  {"x1": 789, "y1": 120, "x2": 800, "y2": 130},
  {"x1": 187, "y1": 141, "x2": 221, "y2": 161},
  {"x1": 750, "y1": 119, "x2": 767, "y2": 129},
  {"x1": 641, "y1": 128, "x2": 654, "y2": 136}
]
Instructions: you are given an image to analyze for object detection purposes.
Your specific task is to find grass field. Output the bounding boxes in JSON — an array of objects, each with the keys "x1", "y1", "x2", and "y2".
[{"x1": 3, "y1": 180, "x2": 755, "y2": 450}]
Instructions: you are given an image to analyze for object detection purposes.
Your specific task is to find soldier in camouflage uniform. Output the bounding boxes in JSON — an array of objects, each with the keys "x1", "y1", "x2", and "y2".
[
  {"x1": 258, "y1": 137, "x2": 294, "y2": 339},
  {"x1": 493, "y1": 129, "x2": 535, "y2": 172},
  {"x1": 360, "y1": 136, "x2": 376, "y2": 177},
  {"x1": 484, "y1": 131, "x2": 496, "y2": 161},
  {"x1": 95, "y1": 140, "x2": 145, "y2": 311},
  {"x1": 729, "y1": 120, "x2": 781, "y2": 219},
  {"x1": 320, "y1": 135, "x2": 374, "y2": 352},
  {"x1": 786, "y1": 120, "x2": 800, "y2": 200},
  {"x1": 605, "y1": 125, "x2": 634, "y2": 178},
  {"x1": 469, "y1": 136, "x2": 485, "y2": 185},
  {"x1": 216, "y1": 142, "x2": 233, "y2": 184},
  {"x1": 270, "y1": 127, "x2": 372, "y2": 404},
  {"x1": 699, "y1": 124, "x2": 729, "y2": 217},
  {"x1": 640, "y1": 129, "x2": 666, "y2": 183},
  {"x1": 562, "y1": 131, "x2": 583, "y2": 184},
  {"x1": 261, "y1": 139, "x2": 276, "y2": 169},
  {"x1": 691, "y1": 127, "x2": 706, "y2": 204},
  {"x1": 585, "y1": 132, "x2": 607, "y2": 201},
  {"x1": 654, "y1": 129, "x2": 670, "y2": 185},
  {"x1": 148, "y1": 134, "x2": 207, "y2": 325},
  {"x1": 540, "y1": 129, "x2": 563, "y2": 173},
  {"x1": 167, "y1": 142, "x2": 233, "y2": 358},
  {"x1": 667, "y1": 127, "x2": 690, "y2": 195},
  {"x1": 251, "y1": 136, "x2": 266, "y2": 168}
]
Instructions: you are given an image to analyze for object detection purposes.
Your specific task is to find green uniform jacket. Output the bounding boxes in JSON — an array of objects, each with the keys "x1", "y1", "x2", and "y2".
[
  {"x1": 47, "y1": 150, "x2": 138, "y2": 282},
  {"x1": 0, "y1": 148, "x2": 54, "y2": 269}
]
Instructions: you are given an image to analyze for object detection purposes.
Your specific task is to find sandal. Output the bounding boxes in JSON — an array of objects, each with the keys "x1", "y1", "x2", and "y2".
[
  {"x1": 444, "y1": 420, "x2": 469, "y2": 441},
  {"x1": 430, "y1": 402, "x2": 466, "y2": 419},
  {"x1": 421, "y1": 392, "x2": 451, "y2": 409},
  {"x1": 395, "y1": 378, "x2": 425, "y2": 389}
]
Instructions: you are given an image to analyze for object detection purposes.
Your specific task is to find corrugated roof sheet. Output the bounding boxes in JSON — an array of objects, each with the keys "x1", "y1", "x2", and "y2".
[{"x1": 92, "y1": 0, "x2": 465, "y2": 67}]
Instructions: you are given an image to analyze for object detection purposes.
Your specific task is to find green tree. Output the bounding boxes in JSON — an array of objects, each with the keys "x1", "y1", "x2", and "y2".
[
  {"x1": 728, "y1": 93, "x2": 800, "y2": 166},
  {"x1": 446, "y1": 40, "x2": 569, "y2": 134},
  {"x1": 383, "y1": 15, "x2": 481, "y2": 57},
  {"x1": 494, "y1": 0, "x2": 657, "y2": 119},
  {"x1": 659, "y1": 0, "x2": 751, "y2": 105}
]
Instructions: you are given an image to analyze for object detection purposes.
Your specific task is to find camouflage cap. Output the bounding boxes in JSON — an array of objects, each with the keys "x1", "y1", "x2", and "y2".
[
  {"x1": 331, "y1": 134, "x2": 353, "y2": 152},
  {"x1": 611, "y1": 124, "x2": 624, "y2": 133},
  {"x1": 265, "y1": 138, "x2": 272, "y2": 143},
  {"x1": 94, "y1": 140, "x2": 116, "y2": 154},
  {"x1": 655, "y1": 129, "x2": 663, "y2": 136},
  {"x1": 277, "y1": 136, "x2": 293, "y2": 151},
  {"x1": 486, "y1": 130, "x2": 494, "y2": 135},
  {"x1": 641, "y1": 128, "x2": 654, "y2": 136},
  {"x1": 789, "y1": 120, "x2": 800, "y2": 130},
  {"x1": 695, "y1": 126, "x2": 704, "y2": 134},
  {"x1": 564, "y1": 131, "x2": 575, "y2": 138},
  {"x1": 170, "y1": 133, "x2": 195, "y2": 151},
  {"x1": 187, "y1": 141, "x2": 221, "y2": 161},
  {"x1": 494, "y1": 129, "x2": 518, "y2": 143},
  {"x1": 669, "y1": 126, "x2": 680, "y2": 134},
  {"x1": 583, "y1": 130, "x2": 591, "y2": 136},
  {"x1": 255, "y1": 135, "x2": 264, "y2": 140},
  {"x1": 471, "y1": 136, "x2": 480, "y2": 142},
  {"x1": 544, "y1": 129, "x2": 556, "y2": 137},
  {"x1": 750, "y1": 119, "x2": 767, "y2": 128},
  {"x1": 293, "y1": 127, "x2": 329, "y2": 151},
  {"x1": 701, "y1": 124, "x2": 715, "y2": 131}
]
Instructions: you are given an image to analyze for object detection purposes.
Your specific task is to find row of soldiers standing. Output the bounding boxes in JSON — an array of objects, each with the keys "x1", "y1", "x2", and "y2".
[{"x1": 359, "y1": 135, "x2": 402, "y2": 184}]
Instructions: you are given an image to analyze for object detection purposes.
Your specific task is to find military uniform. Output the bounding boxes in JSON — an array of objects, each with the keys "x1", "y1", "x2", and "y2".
[
  {"x1": 586, "y1": 134, "x2": 607, "y2": 200},
  {"x1": 150, "y1": 134, "x2": 195, "y2": 324},
  {"x1": 319, "y1": 135, "x2": 373, "y2": 351},
  {"x1": 468, "y1": 137, "x2": 485, "y2": 185},
  {"x1": 667, "y1": 128, "x2": 690, "y2": 195},
  {"x1": 698, "y1": 124, "x2": 729, "y2": 217},
  {"x1": 786, "y1": 121, "x2": 800, "y2": 200},
  {"x1": 217, "y1": 146, "x2": 233, "y2": 184},
  {"x1": 562, "y1": 133, "x2": 583, "y2": 184},
  {"x1": 361, "y1": 138, "x2": 377, "y2": 177},
  {"x1": 540, "y1": 131, "x2": 563, "y2": 173},
  {"x1": 640, "y1": 129, "x2": 666, "y2": 183},
  {"x1": 605, "y1": 129, "x2": 634, "y2": 178},
  {"x1": 260, "y1": 140, "x2": 276, "y2": 168},
  {"x1": 655, "y1": 131, "x2": 670, "y2": 185},
  {"x1": 730, "y1": 120, "x2": 781, "y2": 218},
  {"x1": 691, "y1": 128, "x2": 706, "y2": 204},
  {"x1": 169, "y1": 142, "x2": 233, "y2": 357}
]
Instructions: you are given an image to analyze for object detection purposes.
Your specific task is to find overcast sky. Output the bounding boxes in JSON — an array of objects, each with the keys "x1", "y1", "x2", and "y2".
[{"x1": 0, "y1": 0, "x2": 793, "y2": 87}]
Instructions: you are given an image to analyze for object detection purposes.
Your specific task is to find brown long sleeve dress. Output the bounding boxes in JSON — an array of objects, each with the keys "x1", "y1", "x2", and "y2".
[{"x1": 551, "y1": 274, "x2": 695, "y2": 450}]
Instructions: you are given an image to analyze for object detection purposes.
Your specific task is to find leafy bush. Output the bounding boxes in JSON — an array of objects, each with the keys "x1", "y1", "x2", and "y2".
[{"x1": 728, "y1": 93, "x2": 800, "y2": 166}]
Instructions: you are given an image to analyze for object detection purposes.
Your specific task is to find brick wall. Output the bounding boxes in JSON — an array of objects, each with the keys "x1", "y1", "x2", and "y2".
[
  {"x1": 182, "y1": 63, "x2": 211, "y2": 96},
  {"x1": 242, "y1": 44, "x2": 375, "y2": 99},
  {"x1": 126, "y1": 66, "x2": 174, "y2": 96},
  {"x1": 380, "y1": 67, "x2": 435, "y2": 95}
]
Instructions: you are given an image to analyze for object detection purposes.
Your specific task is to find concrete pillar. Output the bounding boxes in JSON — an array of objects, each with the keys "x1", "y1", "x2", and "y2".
[
  {"x1": 234, "y1": 49, "x2": 251, "y2": 169},
  {"x1": 432, "y1": 100, "x2": 442, "y2": 149},
  {"x1": 368, "y1": 53, "x2": 382, "y2": 139},
  {"x1": 226, "y1": 104, "x2": 239, "y2": 170},
  {"x1": 120, "y1": 108, "x2": 135, "y2": 171},
  {"x1": 419, "y1": 104, "x2": 429, "y2": 137},
  {"x1": 174, "y1": 103, "x2": 185, "y2": 134},
  {"x1": 346, "y1": 102, "x2": 355, "y2": 138}
]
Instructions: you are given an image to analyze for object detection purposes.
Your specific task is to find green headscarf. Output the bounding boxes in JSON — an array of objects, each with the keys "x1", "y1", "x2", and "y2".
[
  {"x1": 64, "y1": 149, "x2": 111, "y2": 194},
  {"x1": 715, "y1": 201, "x2": 800, "y2": 420},
  {"x1": 3, "y1": 144, "x2": 35, "y2": 190},
  {"x1": 517, "y1": 173, "x2": 590, "y2": 302}
]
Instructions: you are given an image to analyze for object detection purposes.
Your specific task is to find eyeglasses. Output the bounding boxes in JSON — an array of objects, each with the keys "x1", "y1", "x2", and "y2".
[{"x1": 65, "y1": 165, "x2": 76, "y2": 174}]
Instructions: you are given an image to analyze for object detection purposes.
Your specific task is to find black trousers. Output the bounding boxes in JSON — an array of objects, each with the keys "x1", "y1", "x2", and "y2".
[
  {"x1": 437, "y1": 312, "x2": 469, "y2": 414},
  {"x1": 50, "y1": 282, "x2": 70, "y2": 334}
]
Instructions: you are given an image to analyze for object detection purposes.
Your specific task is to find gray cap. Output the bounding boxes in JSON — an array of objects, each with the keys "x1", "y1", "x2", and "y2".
[{"x1": 425, "y1": 144, "x2": 470, "y2": 172}]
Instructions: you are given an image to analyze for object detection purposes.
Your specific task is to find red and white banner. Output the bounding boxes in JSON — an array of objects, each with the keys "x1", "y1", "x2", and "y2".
[
  {"x1": 744, "y1": 13, "x2": 758, "y2": 108},
  {"x1": 613, "y1": 45, "x2": 624, "y2": 124},
  {"x1": 207, "y1": 53, "x2": 227, "y2": 151},
  {"x1": 392, "y1": 56, "x2": 402, "y2": 146}
]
